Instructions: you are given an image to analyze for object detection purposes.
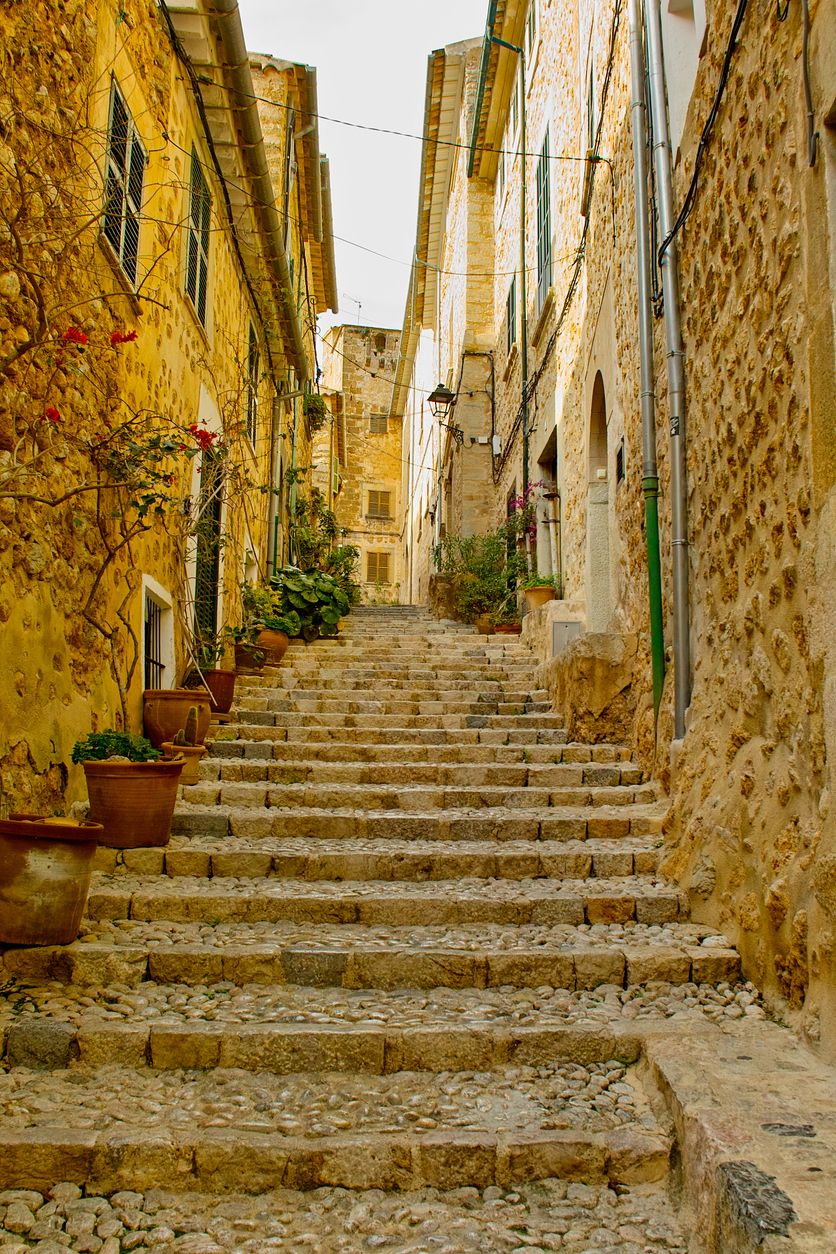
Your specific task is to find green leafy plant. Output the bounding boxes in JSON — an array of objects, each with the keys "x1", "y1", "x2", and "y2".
[
  {"x1": 71, "y1": 730, "x2": 160, "y2": 764},
  {"x1": 434, "y1": 520, "x2": 528, "y2": 623},
  {"x1": 303, "y1": 392, "x2": 329, "y2": 433},
  {"x1": 240, "y1": 582, "x2": 302, "y2": 638},
  {"x1": 271, "y1": 566, "x2": 351, "y2": 642},
  {"x1": 522, "y1": 573, "x2": 561, "y2": 592}
]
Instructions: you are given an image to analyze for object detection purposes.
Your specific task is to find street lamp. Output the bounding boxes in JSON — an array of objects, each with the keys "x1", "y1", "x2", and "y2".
[{"x1": 427, "y1": 381, "x2": 457, "y2": 419}]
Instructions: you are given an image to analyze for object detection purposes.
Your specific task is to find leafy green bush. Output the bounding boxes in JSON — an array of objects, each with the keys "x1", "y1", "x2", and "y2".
[
  {"x1": 240, "y1": 583, "x2": 302, "y2": 638},
  {"x1": 271, "y1": 566, "x2": 351, "y2": 642},
  {"x1": 434, "y1": 520, "x2": 528, "y2": 623},
  {"x1": 71, "y1": 730, "x2": 160, "y2": 763}
]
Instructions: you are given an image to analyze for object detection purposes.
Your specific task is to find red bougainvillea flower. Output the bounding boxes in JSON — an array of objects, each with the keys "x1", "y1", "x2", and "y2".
[
  {"x1": 110, "y1": 329, "x2": 139, "y2": 345},
  {"x1": 44, "y1": 406, "x2": 61, "y2": 424},
  {"x1": 188, "y1": 423, "x2": 218, "y2": 452},
  {"x1": 62, "y1": 326, "x2": 88, "y2": 346}
]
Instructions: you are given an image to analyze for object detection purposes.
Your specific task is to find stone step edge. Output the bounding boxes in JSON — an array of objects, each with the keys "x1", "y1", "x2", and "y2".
[
  {"x1": 4, "y1": 1017, "x2": 667, "y2": 1073},
  {"x1": 1, "y1": 940, "x2": 741, "y2": 992},
  {"x1": 0, "y1": 1124, "x2": 670, "y2": 1196}
]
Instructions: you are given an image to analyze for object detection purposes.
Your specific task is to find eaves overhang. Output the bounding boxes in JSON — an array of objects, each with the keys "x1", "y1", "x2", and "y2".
[{"x1": 467, "y1": 0, "x2": 528, "y2": 181}]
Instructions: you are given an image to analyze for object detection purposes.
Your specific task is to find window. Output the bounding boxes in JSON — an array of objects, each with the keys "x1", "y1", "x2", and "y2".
[
  {"x1": 536, "y1": 130, "x2": 552, "y2": 312},
  {"x1": 374, "y1": 333, "x2": 387, "y2": 353},
  {"x1": 331, "y1": 456, "x2": 341, "y2": 497},
  {"x1": 367, "y1": 551, "x2": 390, "y2": 584},
  {"x1": 186, "y1": 150, "x2": 211, "y2": 324},
  {"x1": 246, "y1": 325, "x2": 259, "y2": 446},
  {"x1": 367, "y1": 490, "x2": 391, "y2": 519},
  {"x1": 144, "y1": 595, "x2": 164, "y2": 689},
  {"x1": 369, "y1": 413, "x2": 388, "y2": 434},
  {"x1": 506, "y1": 276, "x2": 517, "y2": 355},
  {"x1": 103, "y1": 82, "x2": 145, "y2": 285},
  {"x1": 142, "y1": 577, "x2": 174, "y2": 691},
  {"x1": 525, "y1": 0, "x2": 538, "y2": 59}
]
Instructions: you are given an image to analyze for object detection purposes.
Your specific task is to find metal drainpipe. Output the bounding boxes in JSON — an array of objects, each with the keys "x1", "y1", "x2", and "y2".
[
  {"x1": 493, "y1": 36, "x2": 530, "y2": 496},
  {"x1": 288, "y1": 395, "x2": 299, "y2": 565},
  {"x1": 645, "y1": 0, "x2": 691, "y2": 738},
  {"x1": 628, "y1": 0, "x2": 666, "y2": 718}
]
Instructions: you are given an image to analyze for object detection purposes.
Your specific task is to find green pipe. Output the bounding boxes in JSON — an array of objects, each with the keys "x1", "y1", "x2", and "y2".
[{"x1": 643, "y1": 475, "x2": 665, "y2": 713}]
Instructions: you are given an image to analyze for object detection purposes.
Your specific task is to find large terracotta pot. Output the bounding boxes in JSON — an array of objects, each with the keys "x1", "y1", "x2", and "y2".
[
  {"x1": 474, "y1": 614, "x2": 494, "y2": 635},
  {"x1": 0, "y1": 815, "x2": 103, "y2": 945},
  {"x1": 524, "y1": 586, "x2": 556, "y2": 612},
  {"x1": 256, "y1": 628, "x2": 290, "y2": 665},
  {"x1": 143, "y1": 689, "x2": 211, "y2": 748},
  {"x1": 82, "y1": 758, "x2": 184, "y2": 848},
  {"x1": 202, "y1": 668, "x2": 236, "y2": 714},
  {"x1": 161, "y1": 742, "x2": 206, "y2": 785}
]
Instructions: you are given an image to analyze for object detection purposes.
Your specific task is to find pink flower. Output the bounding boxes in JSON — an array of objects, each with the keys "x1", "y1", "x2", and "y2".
[
  {"x1": 62, "y1": 326, "x2": 88, "y2": 346},
  {"x1": 110, "y1": 329, "x2": 138, "y2": 345}
]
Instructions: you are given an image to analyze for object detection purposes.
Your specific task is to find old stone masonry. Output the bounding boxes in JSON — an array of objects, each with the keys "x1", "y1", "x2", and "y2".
[{"x1": 0, "y1": 608, "x2": 835, "y2": 1252}]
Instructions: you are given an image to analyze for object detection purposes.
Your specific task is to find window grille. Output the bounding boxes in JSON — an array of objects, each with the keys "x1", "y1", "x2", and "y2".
[
  {"x1": 369, "y1": 414, "x2": 388, "y2": 434},
  {"x1": 186, "y1": 150, "x2": 211, "y2": 324},
  {"x1": 103, "y1": 82, "x2": 145, "y2": 286},
  {"x1": 367, "y1": 552, "x2": 390, "y2": 584},
  {"x1": 246, "y1": 325, "x2": 259, "y2": 446},
  {"x1": 536, "y1": 130, "x2": 552, "y2": 312},
  {"x1": 144, "y1": 594, "x2": 165, "y2": 689},
  {"x1": 506, "y1": 277, "x2": 517, "y2": 355},
  {"x1": 193, "y1": 451, "x2": 223, "y2": 642},
  {"x1": 367, "y1": 490, "x2": 391, "y2": 519}
]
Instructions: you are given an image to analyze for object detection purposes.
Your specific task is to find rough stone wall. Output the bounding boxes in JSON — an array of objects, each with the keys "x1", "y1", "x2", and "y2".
[
  {"x1": 0, "y1": 0, "x2": 293, "y2": 815},
  {"x1": 658, "y1": 0, "x2": 836, "y2": 1056},
  {"x1": 322, "y1": 326, "x2": 403, "y2": 601}
]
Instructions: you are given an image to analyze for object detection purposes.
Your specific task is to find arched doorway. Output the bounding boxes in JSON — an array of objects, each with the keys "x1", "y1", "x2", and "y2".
[{"x1": 586, "y1": 372, "x2": 611, "y2": 631}]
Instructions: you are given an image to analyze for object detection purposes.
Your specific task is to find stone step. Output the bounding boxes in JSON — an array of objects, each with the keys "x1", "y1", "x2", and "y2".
[
  {"x1": 0, "y1": 919, "x2": 741, "y2": 991},
  {"x1": 86, "y1": 875, "x2": 686, "y2": 928},
  {"x1": 209, "y1": 739, "x2": 630, "y2": 765},
  {"x1": 199, "y1": 758, "x2": 646, "y2": 788},
  {"x1": 1, "y1": 978, "x2": 759, "y2": 1074},
  {"x1": 233, "y1": 710, "x2": 566, "y2": 731},
  {"x1": 212, "y1": 724, "x2": 570, "y2": 746},
  {"x1": 173, "y1": 801, "x2": 668, "y2": 843},
  {"x1": 0, "y1": 1178, "x2": 692, "y2": 1250},
  {"x1": 93, "y1": 835, "x2": 662, "y2": 881},
  {"x1": 0, "y1": 1061, "x2": 671, "y2": 1195},
  {"x1": 182, "y1": 779, "x2": 659, "y2": 813},
  {"x1": 253, "y1": 678, "x2": 549, "y2": 698}
]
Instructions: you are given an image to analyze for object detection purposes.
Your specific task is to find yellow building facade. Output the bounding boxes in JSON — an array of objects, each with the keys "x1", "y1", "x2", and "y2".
[{"x1": 0, "y1": 0, "x2": 336, "y2": 813}]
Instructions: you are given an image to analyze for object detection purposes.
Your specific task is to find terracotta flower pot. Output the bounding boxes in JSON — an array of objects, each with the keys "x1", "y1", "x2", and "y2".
[
  {"x1": 0, "y1": 815, "x2": 103, "y2": 945},
  {"x1": 234, "y1": 641, "x2": 264, "y2": 674},
  {"x1": 82, "y1": 758, "x2": 184, "y2": 848},
  {"x1": 524, "y1": 586, "x2": 556, "y2": 612},
  {"x1": 474, "y1": 614, "x2": 494, "y2": 635},
  {"x1": 494, "y1": 623, "x2": 522, "y2": 634},
  {"x1": 256, "y1": 628, "x2": 290, "y2": 665},
  {"x1": 142, "y1": 689, "x2": 211, "y2": 748},
  {"x1": 202, "y1": 668, "x2": 236, "y2": 714},
  {"x1": 161, "y1": 742, "x2": 206, "y2": 785}
]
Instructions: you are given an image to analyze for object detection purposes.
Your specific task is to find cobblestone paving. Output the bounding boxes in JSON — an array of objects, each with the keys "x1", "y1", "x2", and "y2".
[{"x1": 0, "y1": 1181, "x2": 688, "y2": 1252}]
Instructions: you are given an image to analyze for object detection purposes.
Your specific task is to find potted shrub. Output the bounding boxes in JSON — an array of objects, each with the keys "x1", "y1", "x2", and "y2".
[
  {"x1": 0, "y1": 814, "x2": 104, "y2": 946},
  {"x1": 72, "y1": 730, "x2": 183, "y2": 848},
  {"x1": 241, "y1": 582, "x2": 302, "y2": 664},
  {"x1": 271, "y1": 566, "x2": 350, "y2": 642},
  {"x1": 523, "y1": 574, "x2": 561, "y2": 613},
  {"x1": 187, "y1": 632, "x2": 237, "y2": 714}
]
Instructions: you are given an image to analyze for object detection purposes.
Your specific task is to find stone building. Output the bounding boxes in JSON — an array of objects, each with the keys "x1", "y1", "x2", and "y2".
[
  {"x1": 394, "y1": 0, "x2": 836, "y2": 1057},
  {"x1": 322, "y1": 325, "x2": 403, "y2": 601},
  {"x1": 0, "y1": 0, "x2": 336, "y2": 813}
]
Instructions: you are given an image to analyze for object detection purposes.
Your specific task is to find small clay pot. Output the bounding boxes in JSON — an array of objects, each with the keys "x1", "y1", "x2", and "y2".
[
  {"x1": 474, "y1": 614, "x2": 494, "y2": 635},
  {"x1": 161, "y1": 742, "x2": 207, "y2": 785},
  {"x1": 234, "y1": 641, "x2": 264, "y2": 673},
  {"x1": 256, "y1": 628, "x2": 290, "y2": 665},
  {"x1": 202, "y1": 668, "x2": 236, "y2": 714},
  {"x1": 524, "y1": 586, "x2": 556, "y2": 612}
]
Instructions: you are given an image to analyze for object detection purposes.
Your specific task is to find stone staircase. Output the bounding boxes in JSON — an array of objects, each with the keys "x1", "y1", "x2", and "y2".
[{"x1": 0, "y1": 606, "x2": 834, "y2": 1252}]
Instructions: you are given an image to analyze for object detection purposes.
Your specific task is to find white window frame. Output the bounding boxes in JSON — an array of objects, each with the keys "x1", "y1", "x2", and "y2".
[{"x1": 141, "y1": 575, "x2": 175, "y2": 691}]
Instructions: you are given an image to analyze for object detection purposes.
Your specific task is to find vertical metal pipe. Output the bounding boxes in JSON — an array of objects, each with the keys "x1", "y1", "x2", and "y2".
[
  {"x1": 628, "y1": 0, "x2": 666, "y2": 717},
  {"x1": 519, "y1": 48, "x2": 530, "y2": 496},
  {"x1": 645, "y1": 0, "x2": 691, "y2": 738}
]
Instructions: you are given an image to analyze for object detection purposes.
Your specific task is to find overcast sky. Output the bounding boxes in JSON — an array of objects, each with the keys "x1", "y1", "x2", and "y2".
[{"x1": 239, "y1": 1, "x2": 487, "y2": 333}]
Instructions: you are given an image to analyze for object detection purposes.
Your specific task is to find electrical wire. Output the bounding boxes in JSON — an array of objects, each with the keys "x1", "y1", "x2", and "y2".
[{"x1": 658, "y1": 0, "x2": 749, "y2": 263}]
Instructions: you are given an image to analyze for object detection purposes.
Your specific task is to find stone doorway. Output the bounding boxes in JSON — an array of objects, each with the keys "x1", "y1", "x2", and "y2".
[{"x1": 586, "y1": 371, "x2": 611, "y2": 631}]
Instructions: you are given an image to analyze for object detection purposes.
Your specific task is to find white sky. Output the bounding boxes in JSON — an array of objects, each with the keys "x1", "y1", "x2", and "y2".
[{"x1": 239, "y1": 1, "x2": 487, "y2": 334}]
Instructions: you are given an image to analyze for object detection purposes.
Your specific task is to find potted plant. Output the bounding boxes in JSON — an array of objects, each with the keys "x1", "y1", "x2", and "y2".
[
  {"x1": 187, "y1": 632, "x2": 237, "y2": 714},
  {"x1": 522, "y1": 574, "x2": 561, "y2": 613},
  {"x1": 0, "y1": 813, "x2": 103, "y2": 945},
  {"x1": 161, "y1": 705, "x2": 207, "y2": 785},
  {"x1": 241, "y1": 582, "x2": 302, "y2": 664},
  {"x1": 271, "y1": 566, "x2": 350, "y2": 643},
  {"x1": 71, "y1": 730, "x2": 183, "y2": 848}
]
